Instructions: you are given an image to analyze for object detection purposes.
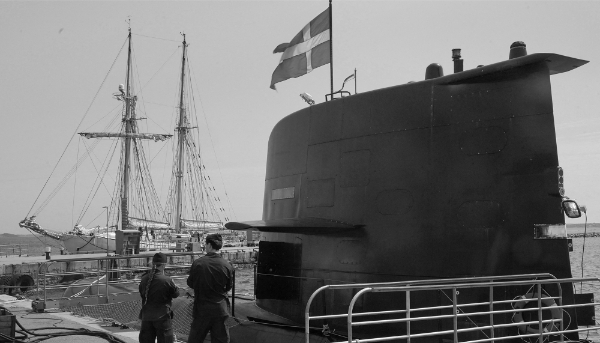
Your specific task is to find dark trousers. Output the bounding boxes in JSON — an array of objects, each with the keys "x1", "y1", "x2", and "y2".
[
  {"x1": 187, "y1": 315, "x2": 229, "y2": 343},
  {"x1": 139, "y1": 316, "x2": 175, "y2": 343}
]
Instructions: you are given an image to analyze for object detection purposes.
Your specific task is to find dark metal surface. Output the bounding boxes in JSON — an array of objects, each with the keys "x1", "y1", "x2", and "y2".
[
  {"x1": 233, "y1": 53, "x2": 589, "y2": 341},
  {"x1": 226, "y1": 218, "x2": 359, "y2": 234}
]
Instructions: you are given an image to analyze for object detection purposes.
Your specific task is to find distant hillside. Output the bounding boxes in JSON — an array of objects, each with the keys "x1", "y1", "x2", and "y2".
[
  {"x1": 566, "y1": 223, "x2": 600, "y2": 228},
  {"x1": 0, "y1": 233, "x2": 18, "y2": 238},
  {"x1": 0, "y1": 233, "x2": 63, "y2": 256}
]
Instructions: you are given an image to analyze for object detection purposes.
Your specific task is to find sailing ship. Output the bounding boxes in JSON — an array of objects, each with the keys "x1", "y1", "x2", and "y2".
[{"x1": 19, "y1": 29, "x2": 232, "y2": 254}]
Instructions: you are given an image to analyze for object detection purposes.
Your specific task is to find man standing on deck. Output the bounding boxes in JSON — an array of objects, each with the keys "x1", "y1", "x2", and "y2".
[
  {"x1": 187, "y1": 233, "x2": 234, "y2": 343},
  {"x1": 139, "y1": 252, "x2": 180, "y2": 343}
]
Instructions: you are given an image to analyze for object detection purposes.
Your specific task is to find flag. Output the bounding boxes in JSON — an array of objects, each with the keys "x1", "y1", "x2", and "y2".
[
  {"x1": 338, "y1": 72, "x2": 355, "y2": 92},
  {"x1": 270, "y1": 8, "x2": 330, "y2": 90}
]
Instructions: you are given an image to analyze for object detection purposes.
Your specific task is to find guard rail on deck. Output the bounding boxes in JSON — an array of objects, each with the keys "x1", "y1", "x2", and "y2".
[
  {"x1": 38, "y1": 252, "x2": 196, "y2": 308},
  {"x1": 139, "y1": 239, "x2": 172, "y2": 252},
  {"x1": 32, "y1": 249, "x2": 256, "y2": 312},
  {"x1": 305, "y1": 274, "x2": 600, "y2": 343}
]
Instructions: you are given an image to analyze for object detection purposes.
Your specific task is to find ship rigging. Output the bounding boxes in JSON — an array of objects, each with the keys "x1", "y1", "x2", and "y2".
[{"x1": 19, "y1": 29, "x2": 235, "y2": 253}]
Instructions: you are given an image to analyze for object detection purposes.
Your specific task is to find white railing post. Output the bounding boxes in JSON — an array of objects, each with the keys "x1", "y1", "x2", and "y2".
[
  {"x1": 42, "y1": 262, "x2": 47, "y2": 304},
  {"x1": 536, "y1": 283, "x2": 543, "y2": 343},
  {"x1": 406, "y1": 290, "x2": 411, "y2": 343},
  {"x1": 105, "y1": 256, "x2": 109, "y2": 303},
  {"x1": 453, "y1": 287, "x2": 458, "y2": 343},
  {"x1": 305, "y1": 285, "x2": 330, "y2": 343},
  {"x1": 489, "y1": 285, "x2": 494, "y2": 340},
  {"x1": 558, "y1": 282, "x2": 564, "y2": 343},
  {"x1": 348, "y1": 288, "x2": 371, "y2": 343}
]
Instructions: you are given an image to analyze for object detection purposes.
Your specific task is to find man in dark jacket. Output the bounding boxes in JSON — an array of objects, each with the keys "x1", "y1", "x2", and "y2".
[
  {"x1": 139, "y1": 252, "x2": 180, "y2": 343},
  {"x1": 187, "y1": 233, "x2": 234, "y2": 343}
]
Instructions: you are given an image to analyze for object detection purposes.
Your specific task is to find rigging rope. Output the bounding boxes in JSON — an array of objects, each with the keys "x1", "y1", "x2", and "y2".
[
  {"x1": 25, "y1": 36, "x2": 128, "y2": 220},
  {"x1": 189, "y1": 62, "x2": 237, "y2": 221},
  {"x1": 76, "y1": 136, "x2": 119, "y2": 226},
  {"x1": 438, "y1": 289, "x2": 491, "y2": 340},
  {"x1": 132, "y1": 32, "x2": 180, "y2": 43},
  {"x1": 25, "y1": 229, "x2": 63, "y2": 250},
  {"x1": 71, "y1": 136, "x2": 81, "y2": 230},
  {"x1": 33, "y1": 139, "x2": 103, "y2": 216},
  {"x1": 71, "y1": 111, "x2": 122, "y2": 226}
]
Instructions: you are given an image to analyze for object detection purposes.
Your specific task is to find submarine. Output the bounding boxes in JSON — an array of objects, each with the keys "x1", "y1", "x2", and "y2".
[{"x1": 225, "y1": 41, "x2": 590, "y2": 342}]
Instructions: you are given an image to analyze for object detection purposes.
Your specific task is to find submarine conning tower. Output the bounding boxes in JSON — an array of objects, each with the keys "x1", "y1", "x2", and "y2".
[
  {"x1": 226, "y1": 42, "x2": 588, "y2": 328},
  {"x1": 428, "y1": 40, "x2": 529, "y2": 80},
  {"x1": 510, "y1": 40, "x2": 528, "y2": 59}
]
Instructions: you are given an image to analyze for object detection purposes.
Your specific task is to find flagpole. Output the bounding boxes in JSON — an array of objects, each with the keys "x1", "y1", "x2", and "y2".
[
  {"x1": 329, "y1": 0, "x2": 333, "y2": 96},
  {"x1": 355, "y1": 68, "x2": 357, "y2": 94}
]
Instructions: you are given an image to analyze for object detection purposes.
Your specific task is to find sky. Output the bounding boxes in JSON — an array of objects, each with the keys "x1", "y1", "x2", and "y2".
[{"x1": 0, "y1": 1, "x2": 599, "y2": 236}]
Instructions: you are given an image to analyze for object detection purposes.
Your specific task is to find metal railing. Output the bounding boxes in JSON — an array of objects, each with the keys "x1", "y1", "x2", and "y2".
[
  {"x1": 31, "y1": 249, "x2": 256, "y2": 310},
  {"x1": 138, "y1": 239, "x2": 172, "y2": 252},
  {"x1": 0, "y1": 244, "x2": 28, "y2": 257},
  {"x1": 37, "y1": 252, "x2": 197, "y2": 308},
  {"x1": 305, "y1": 274, "x2": 600, "y2": 343}
]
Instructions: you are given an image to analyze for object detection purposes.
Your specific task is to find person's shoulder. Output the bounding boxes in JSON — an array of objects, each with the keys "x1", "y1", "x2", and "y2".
[
  {"x1": 194, "y1": 254, "x2": 210, "y2": 262},
  {"x1": 155, "y1": 271, "x2": 172, "y2": 279},
  {"x1": 215, "y1": 253, "x2": 233, "y2": 267},
  {"x1": 190, "y1": 255, "x2": 207, "y2": 267},
  {"x1": 154, "y1": 273, "x2": 175, "y2": 283}
]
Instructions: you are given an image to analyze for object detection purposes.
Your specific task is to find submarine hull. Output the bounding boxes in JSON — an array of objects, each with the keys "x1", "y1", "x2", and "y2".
[{"x1": 235, "y1": 54, "x2": 588, "y2": 341}]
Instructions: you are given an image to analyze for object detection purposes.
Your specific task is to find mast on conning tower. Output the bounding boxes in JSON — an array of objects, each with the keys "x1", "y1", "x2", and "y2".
[{"x1": 173, "y1": 34, "x2": 187, "y2": 233}]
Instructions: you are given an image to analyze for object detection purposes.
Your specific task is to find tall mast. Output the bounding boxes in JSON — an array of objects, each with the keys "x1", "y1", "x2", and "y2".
[
  {"x1": 121, "y1": 28, "x2": 134, "y2": 231},
  {"x1": 173, "y1": 34, "x2": 187, "y2": 233},
  {"x1": 72, "y1": 27, "x2": 172, "y2": 235}
]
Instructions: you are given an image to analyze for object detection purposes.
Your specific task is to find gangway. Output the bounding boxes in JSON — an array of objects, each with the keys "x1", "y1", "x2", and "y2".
[{"x1": 305, "y1": 274, "x2": 600, "y2": 343}]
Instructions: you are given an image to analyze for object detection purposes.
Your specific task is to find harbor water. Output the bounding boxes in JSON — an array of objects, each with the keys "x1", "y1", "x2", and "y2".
[{"x1": 568, "y1": 223, "x2": 600, "y2": 337}]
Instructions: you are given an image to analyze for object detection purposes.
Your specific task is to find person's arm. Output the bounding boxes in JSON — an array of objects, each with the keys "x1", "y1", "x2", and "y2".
[
  {"x1": 139, "y1": 278, "x2": 145, "y2": 302},
  {"x1": 186, "y1": 262, "x2": 195, "y2": 289},
  {"x1": 170, "y1": 279, "x2": 180, "y2": 299},
  {"x1": 224, "y1": 264, "x2": 233, "y2": 293}
]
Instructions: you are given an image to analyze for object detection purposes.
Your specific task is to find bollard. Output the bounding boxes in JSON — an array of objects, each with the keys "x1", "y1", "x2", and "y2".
[{"x1": 44, "y1": 247, "x2": 51, "y2": 260}]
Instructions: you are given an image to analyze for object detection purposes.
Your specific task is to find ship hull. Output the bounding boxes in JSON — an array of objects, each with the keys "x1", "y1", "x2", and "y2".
[{"x1": 61, "y1": 234, "x2": 115, "y2": 254}]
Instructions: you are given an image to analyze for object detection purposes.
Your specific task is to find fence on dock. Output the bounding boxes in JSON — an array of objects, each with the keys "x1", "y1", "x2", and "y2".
[
  {"x1": 0, "y1": 244, "x2": 28, "y2": 258},
  {"x1": 0, "y1": 249, "x2": 257, "y2": 297}
]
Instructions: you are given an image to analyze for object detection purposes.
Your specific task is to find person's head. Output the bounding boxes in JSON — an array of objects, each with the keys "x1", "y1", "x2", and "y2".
[
  {"x1": 205, "y1": 233, "x2": 223, "y2": 251},
  {"x1": 152, "y1": 252, "x2": 168, "y2": 271}
]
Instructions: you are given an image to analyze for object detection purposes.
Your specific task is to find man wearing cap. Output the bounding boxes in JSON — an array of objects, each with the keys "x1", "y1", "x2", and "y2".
[
  {"x1": 187, "y1": 233, "x2": 234, "y2": 343},
  {"x1": 139, "y1": 252, "x2": 180, "y2": 343}
]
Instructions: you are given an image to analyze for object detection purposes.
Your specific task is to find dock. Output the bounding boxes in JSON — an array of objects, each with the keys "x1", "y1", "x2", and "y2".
[
  {"x1": 0, "y1": 294, "x2": 139, "y2": 343},
  {"x1": 0, "y1": 248, "x2": 257, "y2": 342}
]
